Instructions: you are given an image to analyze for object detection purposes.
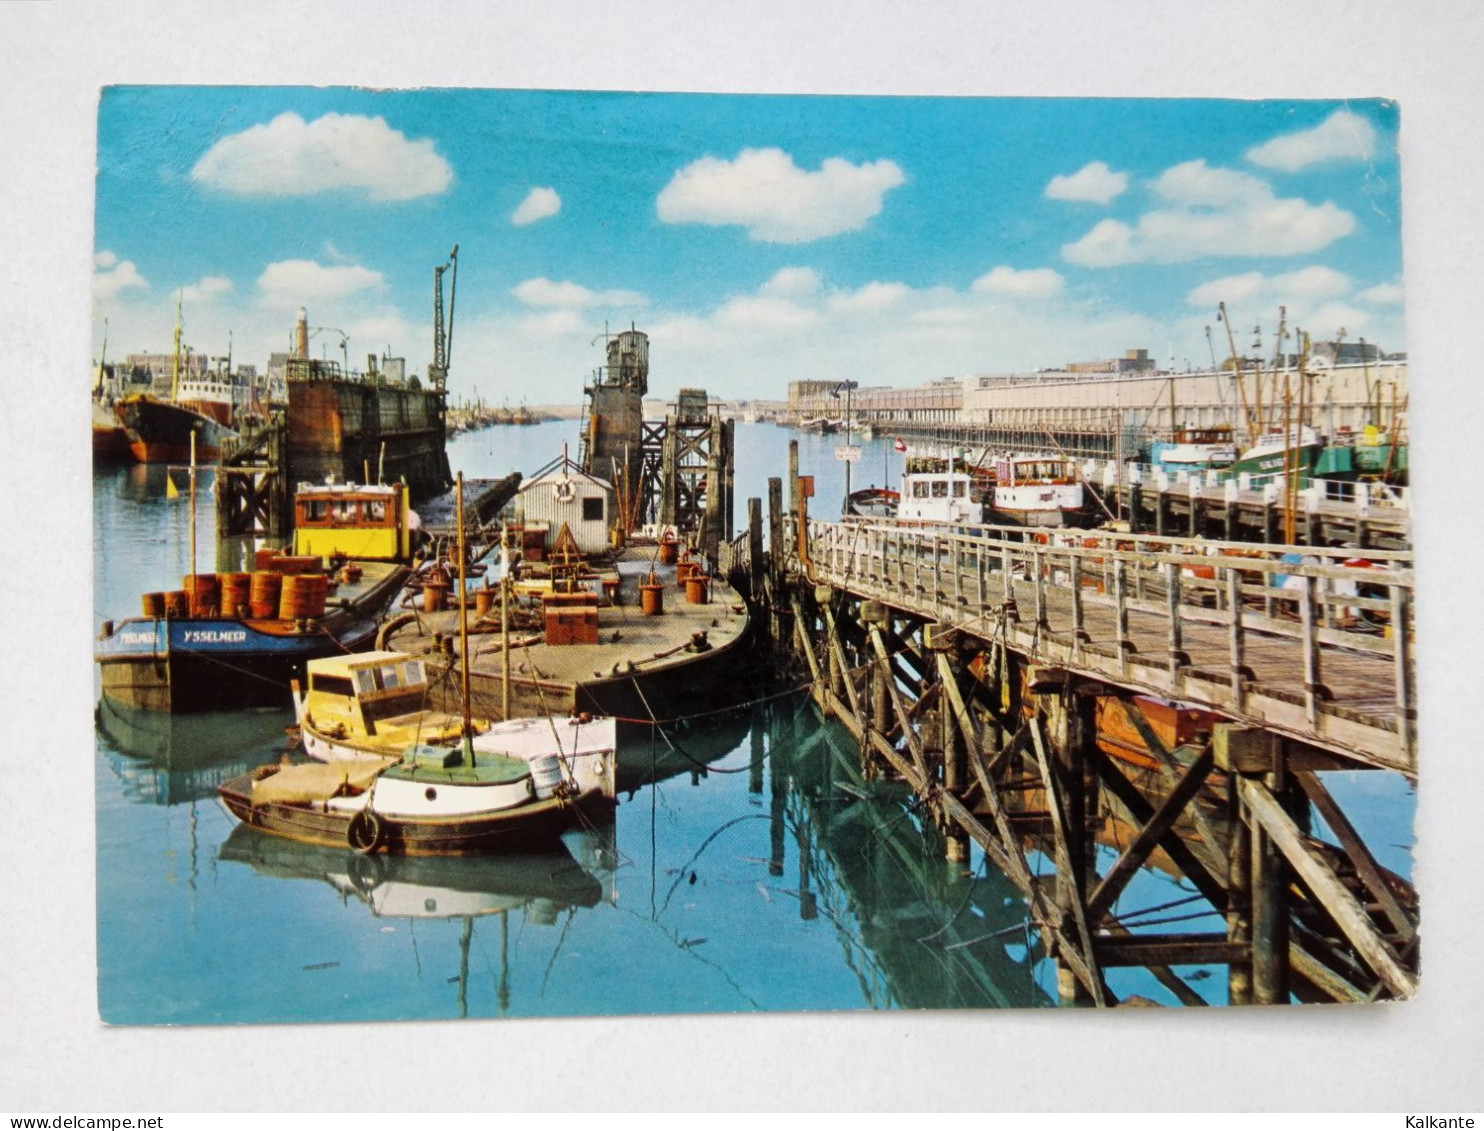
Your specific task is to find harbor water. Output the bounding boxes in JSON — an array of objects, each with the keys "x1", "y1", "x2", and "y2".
[{"x1": 92, "y1": 419, "x2": 1415, "y2": 1022}]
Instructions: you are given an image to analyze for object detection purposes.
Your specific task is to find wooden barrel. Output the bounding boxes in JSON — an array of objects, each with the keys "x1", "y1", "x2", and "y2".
[
  {"x1": 183, "y1": 573, "x2": 220, "y2": 617},
  {"x1": 249, "y1": 571, "x2": 283, "y2": 618},
  {"x1": 220, "y1": 572, "x2": 253, "y2": 617},
  {"x1": 141, "y1": 592, "x2": 166, "y2": 617},
  {"x1": 163, "y1": 590, "x2": 189, "y2": 617},
  {"x1": 279, "y1": 573, "x2": 328, "y2": 620}
]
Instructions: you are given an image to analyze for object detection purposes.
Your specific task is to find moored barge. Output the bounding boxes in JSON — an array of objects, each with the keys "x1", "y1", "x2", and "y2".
[{"x1": 95, "y1": 481, "x2": 414, "y2": 712}]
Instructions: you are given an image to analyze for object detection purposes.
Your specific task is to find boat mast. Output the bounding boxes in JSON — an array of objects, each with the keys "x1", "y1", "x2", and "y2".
[
  {"x1": 171, "y1": 292, "x2": 183, "y2": 404},
  {"x1": 501, "y1": 537, "x2": 512, "y2": 721},
  {"x1": 456, "y1": 472, "x2": 474, "y2": 765},
  {"x1": 1218, "y1": 302, "x2": 1256, "y2": 447},
  {"x1": 95, "y1": 318, "x2": 109, "y2": 399},
  {"x1": 189, "y1": 430, "x2": 198, "y2": 580}
]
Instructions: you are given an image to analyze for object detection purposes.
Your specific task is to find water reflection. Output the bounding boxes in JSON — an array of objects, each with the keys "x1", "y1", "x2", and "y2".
[
  {"x1": 97, "y1": 697, "x2": 293, "y2": 806},
  {"x1": 761, "y1": 696, "x2": 1050, "y2": 1009},
  {"x1": 219, "y1": 824, "x2": 609, "y2": 920}
]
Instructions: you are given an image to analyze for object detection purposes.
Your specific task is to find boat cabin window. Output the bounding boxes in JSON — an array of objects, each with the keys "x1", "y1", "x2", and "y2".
[
  {"x1": 952, "y1": 480, "x2": 966, "y2": 498},
  {"x1": 912, "y1": 481, "x2": 929, "y2": 499},
  {"x1": 353, "y1": 660, "x2": 425, "y2": 695},
  {"x1": 364, "y1": 499, "x2": 387, "y2": 522},
  {"x1": 931, "y1": 480, "x2": 948, "y2": 498},
  {"x1": 310, "y1": 674, "x2": 355, "y2": 698},
  {"x1": 303, "y1": 499, "x2": 332, "y2": 523}
]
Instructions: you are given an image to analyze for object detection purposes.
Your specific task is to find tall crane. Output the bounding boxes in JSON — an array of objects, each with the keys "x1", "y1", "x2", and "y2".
[{"x1": 429, "y1": 243, "x2": 459, "y2": 391}]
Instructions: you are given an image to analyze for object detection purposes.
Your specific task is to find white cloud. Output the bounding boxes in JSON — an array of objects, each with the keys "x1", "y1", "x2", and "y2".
[
  {"x1": 828, "y1": 281, "x2": 911, "y2": 314},
  {"x1": 715, "y1": 295, "x2": 819, "y2": 331},
  {"x1": 191, "y1": 112, "x2": 452, "y2": 201},
  {"x1": 656, "y1": 147, "x2": 905, "y2": 243},
  {"x1": 179, "y1": 275, "x2": 234, "y2": 305},
  {"x1": 1186, "y1": 266, "x2": 1352, "y2": 310},
  {"x1": 256, "y1": 260, "x2": 385, "y2": 305},
  {"x1": 520, "y1": 310, "x2": 585, "y2": 339},
  {"x1": 971, "y1": 265, "x2": 1065, "y2": 300},
  {"x1": 512, "y1": 187, "x2": 561, "y2": 226},
  {"x1": 1358, "y1": 281, "x2": 1405, "y2": 306},
  {"x1": 1247, "y1": 109, "x2": 1378, "y2": 172},
  {"x1": 445, "y1": 267, "x2": 1171, "y2": 405},
  {"x1": 1045, "y1": 161, "x2": 1128, "y2": 204},
  {"x1": 512, "y1": 277, "x2": 646, "y2": 309},
  {"x1": 94, "y1": 254, "x2": 148, "y2": 301},
  {"x1": 1063, "y1": 160, "x2": 1355, "y2": 266},
  {"x1": 1306, "y1": 301, "x2": 1372, "y2": 337},
  {"x1": 1154, "y1": 161, "x2": 1271, "y2": 208},
  {"x1": 760, "y1": 267, "x2": 821, "y2": 298}
]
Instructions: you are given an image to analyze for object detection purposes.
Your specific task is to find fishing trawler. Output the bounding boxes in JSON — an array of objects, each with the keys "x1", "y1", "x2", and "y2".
[
  {"x1": 983, "y1": 452, "x2": 1085, "y2": 527},
  {"x1": 114, "y1": 297, "x2": 241, "y2": 463},
  {"x1": 1150, "y1": 425, "x2": 1238, "y2": 472}
]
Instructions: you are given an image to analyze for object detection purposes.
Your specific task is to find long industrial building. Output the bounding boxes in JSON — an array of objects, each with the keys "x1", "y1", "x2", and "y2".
[{"x1": 786, "y1": 348, "x2": 1409, "y2": 459}]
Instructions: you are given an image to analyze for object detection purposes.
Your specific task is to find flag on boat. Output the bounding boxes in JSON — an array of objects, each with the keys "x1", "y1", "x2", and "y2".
[
  {"x1": 165, "y1": 472, "x2": 179, "y2": 499},
  {"x1": 893, "y1": 438, "x2": 907, "y2": 453}
]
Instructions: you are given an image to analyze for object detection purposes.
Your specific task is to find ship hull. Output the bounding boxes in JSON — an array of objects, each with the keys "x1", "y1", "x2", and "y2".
[
  {"x1": 95, "y1": 563, "x2": 408, "y2": 712},
  {"x1": 92, "y1": 401, "x2": 131, "y2": 463},
  {"x1": 116, "y1": 395, "x2": 237, "y2": 463},
  {"x1": 218, "y1": 777, "x2": 574, "y2": 855}
]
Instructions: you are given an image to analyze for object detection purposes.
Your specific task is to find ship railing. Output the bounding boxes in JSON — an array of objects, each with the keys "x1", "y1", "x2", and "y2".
[
  {"x1": 791, "y1": 516, "x2": 1416, "y2": 774},
  {"x1": 1082, "y1": 458, "x2": 1410, "y2": 516},
  {"x1": 718, "y1": 530, "x2": 755, "y2": 594}
]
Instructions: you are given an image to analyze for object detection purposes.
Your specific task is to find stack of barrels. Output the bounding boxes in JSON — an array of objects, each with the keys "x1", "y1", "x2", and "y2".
[{"x1": 141, "y1": 562, "x2": 329, "y2": 621}]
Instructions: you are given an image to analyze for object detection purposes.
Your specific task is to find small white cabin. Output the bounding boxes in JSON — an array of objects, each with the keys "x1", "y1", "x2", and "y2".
[
  {"x1": 517, "y1": 458, "x2": 615, "y2": 556},
  {"x1": 897, "y1": 471, "x2": 978, "y2": 525}
]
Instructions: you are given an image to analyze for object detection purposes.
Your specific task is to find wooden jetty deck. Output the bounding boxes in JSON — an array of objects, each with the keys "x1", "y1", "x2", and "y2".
[
  {"x1": 741, "y1": 463, "x2": 1420, "y2": 1005},
  {"x1": 802, "y1": 520, "x2": 1414, "y2": 775}
]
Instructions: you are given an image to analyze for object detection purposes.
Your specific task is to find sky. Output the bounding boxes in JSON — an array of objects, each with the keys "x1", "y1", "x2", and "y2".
[{"x1": 92, "y1": 89, "x2": 1405, "y2": 403}]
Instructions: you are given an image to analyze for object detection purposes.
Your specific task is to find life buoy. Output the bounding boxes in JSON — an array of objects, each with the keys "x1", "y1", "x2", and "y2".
[{"x1": 347, "y1": 809, "x2": 384, "y2": 854}]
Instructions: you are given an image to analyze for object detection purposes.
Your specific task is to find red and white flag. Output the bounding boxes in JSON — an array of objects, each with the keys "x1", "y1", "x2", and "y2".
[{"x1": 893, "y1": 437, "x2": 907, "y2": 453}]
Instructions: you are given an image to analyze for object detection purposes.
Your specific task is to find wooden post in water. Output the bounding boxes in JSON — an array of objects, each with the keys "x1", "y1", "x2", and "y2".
[
  {"x1": 747, "y1": 497, "x2": 763, "y2": 599},
  {"x1": 937, "y1": 649, "x2": 969, "y2": 864},
  {"x1": 788, "y1": 441, "x2": 799, "y2": 514},
  {"x1": 1227, "y1": 786, "x2": 1254, "y2": 1005},
  {"x1": 767, "y1": 476, "x2": 783, "y2": 642}
]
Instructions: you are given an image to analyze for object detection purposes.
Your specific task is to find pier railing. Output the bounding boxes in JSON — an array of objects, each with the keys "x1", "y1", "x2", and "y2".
[{"x1": 793, "y1": 518, "x2": 1415, "y2": 774}]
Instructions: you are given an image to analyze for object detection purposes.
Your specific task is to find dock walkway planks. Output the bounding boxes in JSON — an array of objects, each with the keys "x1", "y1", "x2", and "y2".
[{"x1": 799, "y1": 520, "x2": 1414, "y2": 774}]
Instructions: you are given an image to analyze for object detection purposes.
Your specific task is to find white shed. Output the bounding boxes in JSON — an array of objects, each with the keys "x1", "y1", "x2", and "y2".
[{"x1": 517, "y1": 453, "x2": 615, "y2": 556}]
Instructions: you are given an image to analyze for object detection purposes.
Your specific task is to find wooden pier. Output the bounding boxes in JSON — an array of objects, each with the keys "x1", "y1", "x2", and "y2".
[{"x1": 734, "y1": 446, "x2": 1418, "y2": 1006}]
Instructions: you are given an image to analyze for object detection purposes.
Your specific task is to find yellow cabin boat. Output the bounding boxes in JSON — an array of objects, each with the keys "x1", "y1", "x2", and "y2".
[{"x1": 293, "y1": 482, "x2": 413, "y2": 563}]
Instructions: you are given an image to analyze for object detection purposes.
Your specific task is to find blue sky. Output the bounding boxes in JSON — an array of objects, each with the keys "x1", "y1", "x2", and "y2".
[{"x1": 93, "y1": 88, "x2": 1403, "y2": 402}]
